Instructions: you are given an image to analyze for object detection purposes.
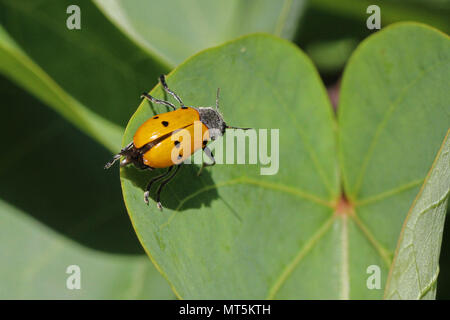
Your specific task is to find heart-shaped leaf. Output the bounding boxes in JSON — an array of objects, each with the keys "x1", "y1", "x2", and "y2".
[
  {"x1": 121, "y1": 33, "x2": 339, "y2": 299},
  {"x1": 338, "y1": 23, "x2": 450, "y2": 297},
  {"x1": 121, "y1": 23, "x2": 449, "y2": 299}
]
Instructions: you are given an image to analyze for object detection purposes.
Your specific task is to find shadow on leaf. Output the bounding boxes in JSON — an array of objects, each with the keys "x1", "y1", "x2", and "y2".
[{"x1": 120, "y1": 161, "x2": 219, "y2": 211}]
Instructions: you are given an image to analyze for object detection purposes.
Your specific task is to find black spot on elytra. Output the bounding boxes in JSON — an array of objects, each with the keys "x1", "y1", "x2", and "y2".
[
  {"x1": 181, "y1": 106, "x2": 188, "y2": 109},
  {"x1": 162, "y1": 121, "x2": 169, "y2": 127},
  {"x1": 153, "y1": 116, "x2": 159, "y2": 119}
]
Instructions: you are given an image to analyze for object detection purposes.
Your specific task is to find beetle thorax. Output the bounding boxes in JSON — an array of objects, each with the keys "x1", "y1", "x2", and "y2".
[{"x1": 197, "y1": 107, "x2": 226, "y2": 140}]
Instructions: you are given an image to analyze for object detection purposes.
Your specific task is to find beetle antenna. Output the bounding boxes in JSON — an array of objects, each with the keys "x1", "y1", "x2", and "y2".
[
  {"x1": 216, "y1": 88, "x2": 220, "y2": 111},
  {"x1": 226, "y1": 125, "x2": 252, "y2": 130}
]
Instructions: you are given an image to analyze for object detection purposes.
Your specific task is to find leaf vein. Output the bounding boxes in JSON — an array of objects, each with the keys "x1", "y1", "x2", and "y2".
[
  {"x1": 354, "y1": 179, "x2": 423, "y2": 207},
  {"x1": 351, "y1": 213, "x2": 392, "y2": 267},
  {"x1": 266, "y1": 216, "x2": 335, "y2": 299}
]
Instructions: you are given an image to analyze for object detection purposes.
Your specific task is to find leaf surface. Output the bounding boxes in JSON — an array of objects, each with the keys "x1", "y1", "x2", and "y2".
[{"x1": 385, "y1": 130, "x2": 450, "y2": 300}]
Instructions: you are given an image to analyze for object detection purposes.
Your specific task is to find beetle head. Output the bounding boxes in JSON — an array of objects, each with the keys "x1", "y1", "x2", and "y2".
[{"x1": 198, "y1": 107, "x2": 226, "y2": 140}]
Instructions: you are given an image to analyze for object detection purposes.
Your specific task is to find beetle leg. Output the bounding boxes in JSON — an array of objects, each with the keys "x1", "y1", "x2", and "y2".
[
  {"x1": 141, "y1": 92, "x2": 176, "y2": 110},
  {"x1": 104, "y1": 154, "x2": 121, "y2": 169},
  {"x1": 144, "y1": 166, "x2": 174, "y2": 205},
  {"x1": 159, "y1": 75, "x2": 184, "y2": 106},
  {"x1": 155, "y1": 165, "x2": 182, "y2": 210},
  {"x1": 104, "y1": 142, "x2": 134, "y2": 169},
  {"x1": 197, "y1": 146, "x2": 216, "y2": 176}
]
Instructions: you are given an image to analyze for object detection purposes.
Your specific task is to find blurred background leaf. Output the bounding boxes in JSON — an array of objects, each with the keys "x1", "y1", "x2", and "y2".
[
  {"x1": 0, "y1": 76, "x2": 174, "y2": 299},
  {"x1": 94, "y1": 0, "x2": 307, "y2": 66},
  {"x1": 0, "y1": 0, "x2": 170, "y2": 150},
  {"x1": 0, "y1": 199, "x2": 174, "y2": 299},
  {"x1": 0, "y1": 24, "x2": 122, "y2": 151}
]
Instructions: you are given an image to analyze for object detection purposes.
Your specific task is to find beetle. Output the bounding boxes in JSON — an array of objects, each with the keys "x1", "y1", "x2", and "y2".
[{"x1": 105, "y1": 75, "x2": 250, "y2": 210}]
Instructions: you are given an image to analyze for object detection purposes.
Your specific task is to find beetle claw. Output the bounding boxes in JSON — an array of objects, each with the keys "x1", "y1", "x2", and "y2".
[{"x1": 156, "y1": 202, "x2": 163, "y2": 211}]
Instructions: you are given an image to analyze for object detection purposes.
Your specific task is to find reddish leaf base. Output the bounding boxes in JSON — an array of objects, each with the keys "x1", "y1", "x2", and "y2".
[{"x1": 334, "y1": 193, "x2": 354, "y2": 217}]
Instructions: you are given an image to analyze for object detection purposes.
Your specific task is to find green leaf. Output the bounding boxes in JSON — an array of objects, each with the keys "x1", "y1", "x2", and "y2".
[
  {"x1": 121, "y1": 23, "x2": 449, "y2": 299},
  {"x1": 0, "y1": 77, "x2": 174, "y2": 299},
  {"x1": 94, "y1": 0, "x2": 306, "y2": 66},
  {"x1": 0, "y1": 0, "x2": 169, "y2": 151},
  {"x1": 385, "y1": 130, "x2": 450, "y2": 300}
]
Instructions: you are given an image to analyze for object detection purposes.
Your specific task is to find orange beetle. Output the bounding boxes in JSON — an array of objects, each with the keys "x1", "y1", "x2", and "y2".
[{"x1": 105, "y1": 75, "x2": 249, "y2": 210}]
